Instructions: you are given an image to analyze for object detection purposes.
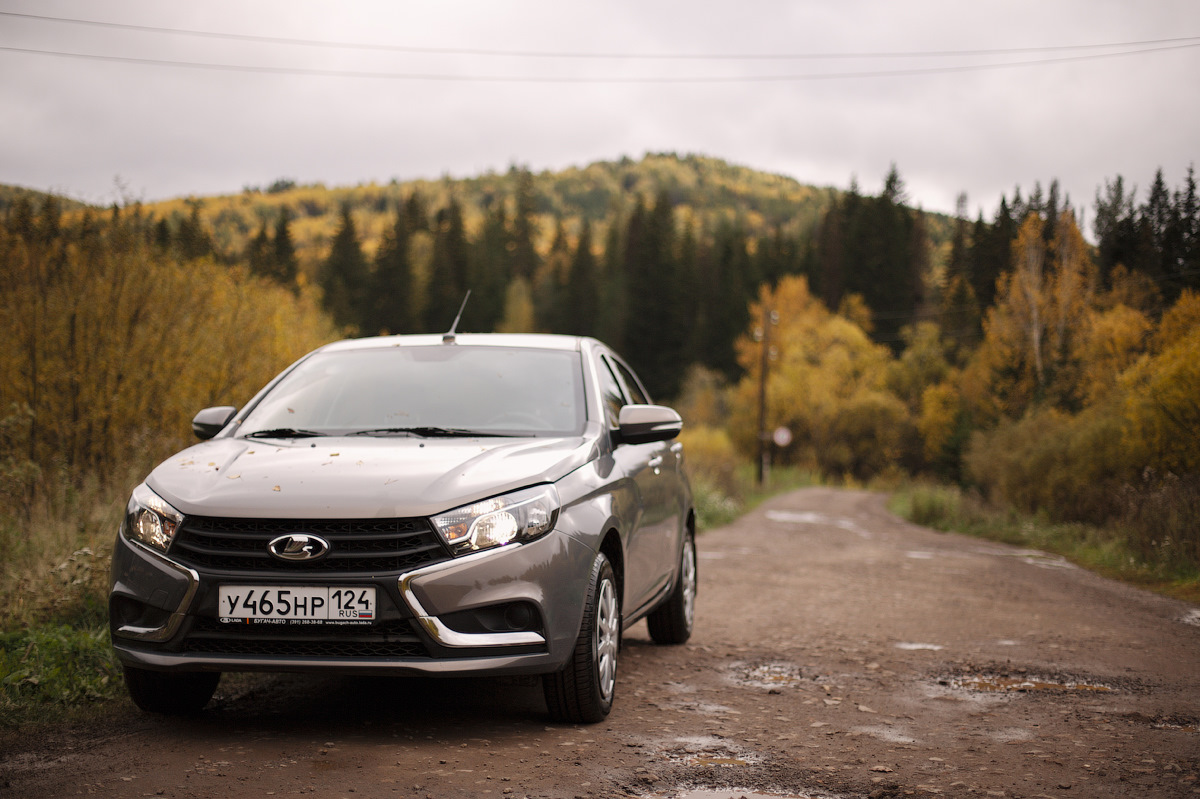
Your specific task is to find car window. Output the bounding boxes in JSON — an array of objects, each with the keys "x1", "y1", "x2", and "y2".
[
  {"x1": 239, "y1": 345, "x2": 586, "y2": 437},
  {"x1": 597, "y1": 357, "x2": 627, "y2": 429},
  {"x1": 612, "y1": 359, "x2": 650, "y2": 405}
]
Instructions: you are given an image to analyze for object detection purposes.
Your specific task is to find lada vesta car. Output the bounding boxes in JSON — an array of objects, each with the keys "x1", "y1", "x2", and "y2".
[{"x1": 110, "y1": 333, "x2": 696, "y2": 723}]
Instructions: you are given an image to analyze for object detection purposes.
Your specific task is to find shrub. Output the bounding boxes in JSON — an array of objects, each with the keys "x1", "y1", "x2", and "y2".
[
  {"x1": 1119, "y1": 472, "x2": 1200, "y2": 572},
  {"x1": 964, "y1": 402, "x2": 1132, "y2": 525},
  {"x1": 678, "y1": 425, "x2": 741, "y2": 500},
  {"x1": 0, "y1": 623, "x2": 122, "y2": 725}
]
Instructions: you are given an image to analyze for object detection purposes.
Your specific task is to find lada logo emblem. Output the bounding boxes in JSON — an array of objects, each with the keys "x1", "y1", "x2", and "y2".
[{"x1": 268, "y1": 533, "x2": 330, "y2": 562}]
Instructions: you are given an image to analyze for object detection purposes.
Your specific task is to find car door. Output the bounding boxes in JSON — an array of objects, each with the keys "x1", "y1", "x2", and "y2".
[{"x1": 602, "y1": 355, "x2": 682, "y2": 618}]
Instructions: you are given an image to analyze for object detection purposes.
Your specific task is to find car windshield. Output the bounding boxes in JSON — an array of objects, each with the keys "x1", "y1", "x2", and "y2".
[{"x1": 238, "y1": 345, "x2": 587, "y2": 438}]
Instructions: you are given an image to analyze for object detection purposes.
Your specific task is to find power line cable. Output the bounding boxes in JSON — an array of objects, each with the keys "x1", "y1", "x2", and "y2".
[
  {"x1": 4, "y1": 10, "x2": 1199, "y2": 61},
  {"x1": 1, "y1": 40, "x2": 1197, "y2": 82}
]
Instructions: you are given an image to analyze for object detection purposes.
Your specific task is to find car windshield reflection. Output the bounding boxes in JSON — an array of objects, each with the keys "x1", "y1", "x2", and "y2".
[{"x1": 237, "y1": 345, "x2": 587, "y2": 439}]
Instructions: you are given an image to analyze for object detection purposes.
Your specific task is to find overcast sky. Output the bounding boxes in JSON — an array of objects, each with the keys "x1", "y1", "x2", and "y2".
[{"x1": 2, "y1": 0, "x2": 1198, "y2": 228}]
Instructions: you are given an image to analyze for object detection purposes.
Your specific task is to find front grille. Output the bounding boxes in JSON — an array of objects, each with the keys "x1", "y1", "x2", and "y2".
[
  {"x1": 183, "y1": 618, "x2": 429, "y2": 659},
  {"x1": 170, "y1": 516, "x2": 450, "y2": 573}
]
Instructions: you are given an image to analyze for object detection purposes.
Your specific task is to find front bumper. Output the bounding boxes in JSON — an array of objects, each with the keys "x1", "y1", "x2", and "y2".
[{"x1": 110, "y1": 527, "x2": 594, "y2": 677}]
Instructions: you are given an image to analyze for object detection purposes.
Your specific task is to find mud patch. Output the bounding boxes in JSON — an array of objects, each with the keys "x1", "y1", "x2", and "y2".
[
  {"x1": 1123, "y1": 712, "x2": 1200, "y2": 732},
  {"x1": 671, "y1": 699, "x2": 741, "y2": 717},
  {"x1": 658, "y1": 736, "x2": 762, "y2": 768},
  {"x1": 645, "y1": 790, "x2": 816, "y2": 799},
  {"x1": 850, "y1": 724, "x2": 917, "y2": 744},
  {"x1": 946, "y1": 674, "x2": 1112, "y2": 693},
  {"x1": 936, "y1": 665, "x2": 1117, "y2": 694},
  {"x1": 728, "y1": 661, "x2": 818, "y2": 691}
]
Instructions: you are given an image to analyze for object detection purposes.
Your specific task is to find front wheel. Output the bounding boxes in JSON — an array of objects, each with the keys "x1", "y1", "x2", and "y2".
[
  {"x1": 543, "y1": 552, "x2": 619, "y2": 723},
  {"x1": 647, "y1": 532, "x2": 696, "y2": 645},
  {"x1": 123, "y1": 666, "x2": 220, "y2": 715}
]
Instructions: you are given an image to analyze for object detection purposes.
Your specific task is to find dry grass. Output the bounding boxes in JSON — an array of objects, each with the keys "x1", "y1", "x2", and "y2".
[
  {"x1": 890, "y1": 483, "x2": 1200, "y2": 603},
  {"x1": 0, "y1": 469, "x2": 132, "y2": 630}
]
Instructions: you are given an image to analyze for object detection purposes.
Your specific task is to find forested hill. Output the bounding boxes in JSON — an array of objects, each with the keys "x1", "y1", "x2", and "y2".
[
  {"x1": 104, "y1": 153, "x2": 889, "y2": 275},
  {"x1": 3, "y1": 154, "x2": 960, "y2": 393}
]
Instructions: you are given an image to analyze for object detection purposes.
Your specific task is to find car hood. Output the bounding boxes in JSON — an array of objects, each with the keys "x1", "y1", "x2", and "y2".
[{"x1": 145, "y1": 435, "x2": 594, "y2": 519}]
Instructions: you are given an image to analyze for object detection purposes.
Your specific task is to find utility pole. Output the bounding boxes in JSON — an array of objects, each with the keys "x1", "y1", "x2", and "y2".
[{"x1": 755, "y1": 305, "x2": 778, "y2": 486}]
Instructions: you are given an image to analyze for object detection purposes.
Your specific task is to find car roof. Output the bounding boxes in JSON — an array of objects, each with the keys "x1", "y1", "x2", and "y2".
[{"x1": 318, "y1": 332, "x2": 589, "y2": 354}]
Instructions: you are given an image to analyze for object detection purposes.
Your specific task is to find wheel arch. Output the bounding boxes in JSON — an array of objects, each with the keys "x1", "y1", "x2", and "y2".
[{"x1": 598, "y1": 527, "x2": 624, "y2": 616}]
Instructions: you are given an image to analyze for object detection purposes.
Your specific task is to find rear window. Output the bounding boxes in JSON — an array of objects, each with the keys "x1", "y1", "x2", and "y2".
[{"x1": 239, "y1": 345, "x2": 586, "y2": 437}]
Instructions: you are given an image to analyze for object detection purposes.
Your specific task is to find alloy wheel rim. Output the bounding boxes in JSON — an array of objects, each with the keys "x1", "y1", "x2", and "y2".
[
  {"x1": 595, "y1": 577, "x2": 619, "y2": 701},
  {"x1": 681, "y1": 537, "x2": 697, "y2": 631}
]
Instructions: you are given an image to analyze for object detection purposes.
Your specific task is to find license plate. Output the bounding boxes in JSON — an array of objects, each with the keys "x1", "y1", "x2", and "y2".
[{"x1": 218, "y1": 586, "x2": 376, "y2": 622}]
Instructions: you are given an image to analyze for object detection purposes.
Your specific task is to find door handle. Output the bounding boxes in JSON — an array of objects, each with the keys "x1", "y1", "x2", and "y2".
[{"x1": 648, "y1": 456, "x2": 663, "y2": 473}]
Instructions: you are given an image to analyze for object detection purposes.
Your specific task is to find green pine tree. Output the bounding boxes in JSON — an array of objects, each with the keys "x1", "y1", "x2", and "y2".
[
  {"x1": 563, "y1": 220, "x2": 600, "y2": 337},
  {"x1": 511, "y1": 168, "x2": 539, "y2": 281},
  {"x1": 319, "y1": 204, "x2": 369, "y2": 330},
  {"x1": 367, "y1": 207, "x2": 415, "y2": 335},
  {"x1": 272, "y1": 207, "x2": 299, "y2": 286},
  {"x1": 624, "y1": 191, "x2": 687, "y2": 400},
  {"x1": 469, "y1": 199, "x2": 511, "y2": 332},
  {"x1": 427, "y1": 199, "x2": 470, "y2": 331},
  {"x1": 246, "y1": 222, "x2": 271, "y2": 278}
]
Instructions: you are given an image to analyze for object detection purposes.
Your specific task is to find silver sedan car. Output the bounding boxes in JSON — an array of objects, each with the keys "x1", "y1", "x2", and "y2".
[{"x1": 109, "y1": 333, "x2": 696, "y2": 723}]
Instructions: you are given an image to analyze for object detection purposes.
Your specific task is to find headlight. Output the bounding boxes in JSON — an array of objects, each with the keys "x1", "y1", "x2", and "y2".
[
  {"x1": 432, "y1": 485, "x2": 560, "y2": 555},
  {"x1": 122, "y1": 484, "x2": 184, "y2": 553}
]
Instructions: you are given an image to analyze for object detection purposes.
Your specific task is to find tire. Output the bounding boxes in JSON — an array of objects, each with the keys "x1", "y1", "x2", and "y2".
[
  {"x1": 123, "y1": 666, "x2": 220, "y2": 715},
  {"x1": 647, "y1": 532, "x2": 696, "y2": 645},
  {"x1": 543, "y1": 553, "x2": 619, "y2": 723}
]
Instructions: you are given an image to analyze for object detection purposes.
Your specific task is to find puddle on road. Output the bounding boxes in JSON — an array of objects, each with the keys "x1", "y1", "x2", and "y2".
[
  {"x1": 648, "y1": 787, "x2": 816, "y2": 791},
  {"x1": 1151, "y1": 718, "x2": 1200, "y2": 733},
  {"x1": 1181, "y1": 610, "x2": 1200, "y2": 627},
  {"x1": 1122, "y1": 711, "x2": 1199, "y2": 732},
  {"x1": 941, "y1": 674, "x2": 1113, "y2": 693},
  {"x1": 729, "y1": 661, "x2": 809, "y2": 690},
  {"x1": 895, "y1": 642, "x2": 944, "y2": 651},
  {"x1": 658, "y1": 736, "x2": 762, "y2": 769}
]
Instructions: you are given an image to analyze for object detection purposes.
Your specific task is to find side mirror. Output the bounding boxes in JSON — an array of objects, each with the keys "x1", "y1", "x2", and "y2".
[
  {"x1": 192, "y1": 406, "x2": 238, "y2": 440},
  {"x1": 617, "y1": 404, "x2": 682, "y2": 445}
]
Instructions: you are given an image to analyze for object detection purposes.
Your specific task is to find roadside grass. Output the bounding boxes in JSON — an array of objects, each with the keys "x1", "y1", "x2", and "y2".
[
  {"x1": 890, "y1": 483, "x2": 1200, "y2": 604},
  {"x1": 0, "y1": 471, "x2": 134, "y2": 728},
  {"x1": 691, "y1": 463, "x2": 819, "y2": 531},
  {"x1": 0, "y1": 610, "x2": 124, "y2": 728}
]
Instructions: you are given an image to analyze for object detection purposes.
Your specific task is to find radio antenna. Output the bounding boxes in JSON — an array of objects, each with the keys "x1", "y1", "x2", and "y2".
[{"x1": 443, "y1": 290, "x2": 471, "y2": 343}]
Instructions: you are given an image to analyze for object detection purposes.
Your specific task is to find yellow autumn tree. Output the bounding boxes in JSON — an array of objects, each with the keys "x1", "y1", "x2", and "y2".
[
  {"x1": 918, "y1": 378, "x2": 968, "y2": 478},
  {"x1": 965, "y1": 210, "x2": 1096, "y2": 420},
  {"x1": 0, "y1": 215, "x2": 339, "y2": 496},
  {"x1": 1073, "y1": 304, "x2": 1151, "y2": 405},
  {"x1": 727, "y1": 275, "x2": 912, "y2": 479},
  {"x1": 1120, "y1": 313, "x2": 1200, "y2": 476}
]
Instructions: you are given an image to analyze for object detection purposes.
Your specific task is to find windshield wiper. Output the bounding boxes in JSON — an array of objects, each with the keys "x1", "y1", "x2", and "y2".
[
  {"x1": 243, "y1": 428, "x2": 327, "y2": 439},
  {"x1": 348, "y1": 426, "x2": 514, "y2": 438}
]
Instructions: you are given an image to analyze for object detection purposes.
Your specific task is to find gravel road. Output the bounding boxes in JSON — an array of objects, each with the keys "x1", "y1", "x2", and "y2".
[{"x1": 3, "y1": 487, "x2": 1198, "y2": 798}]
